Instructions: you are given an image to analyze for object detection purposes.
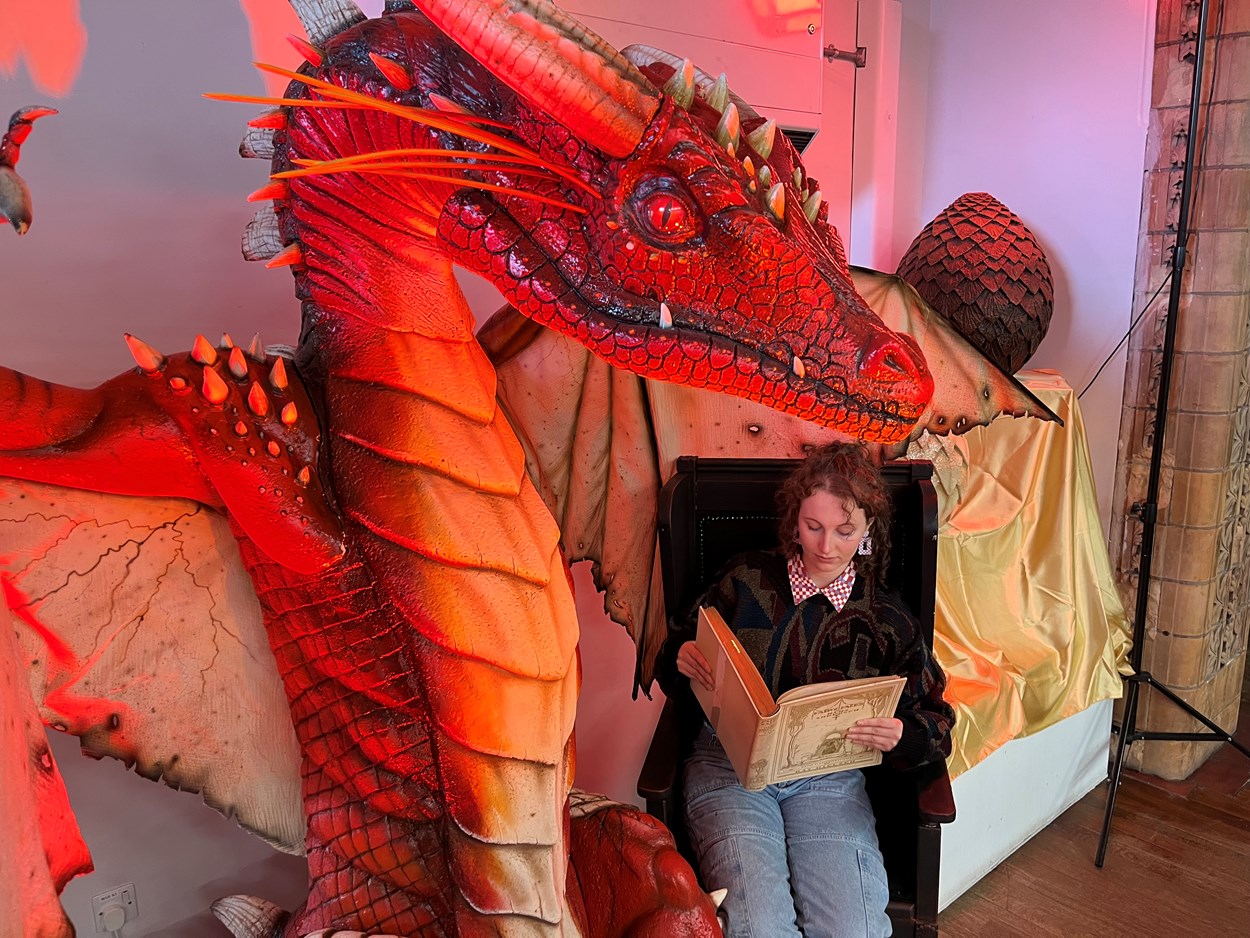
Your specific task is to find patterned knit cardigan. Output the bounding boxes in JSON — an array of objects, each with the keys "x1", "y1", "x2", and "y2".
[{"x1": 657, "y1": 549, "x2": 954, "y2": 769}]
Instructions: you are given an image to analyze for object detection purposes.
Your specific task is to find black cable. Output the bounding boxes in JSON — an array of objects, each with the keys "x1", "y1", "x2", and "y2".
[{"x1": 1078, "y1": 271, "x2": 1171, "y2": 400}]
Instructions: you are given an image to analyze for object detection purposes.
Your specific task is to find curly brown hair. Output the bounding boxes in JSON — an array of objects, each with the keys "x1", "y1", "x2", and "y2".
[{"x1": 776, "y1": 443, "x2": 892, "y2": 586}]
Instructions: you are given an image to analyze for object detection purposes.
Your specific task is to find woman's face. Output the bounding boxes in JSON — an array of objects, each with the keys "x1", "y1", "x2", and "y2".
[{"x1": 795, "y1": 488, "x2": 870, "y2": 585}]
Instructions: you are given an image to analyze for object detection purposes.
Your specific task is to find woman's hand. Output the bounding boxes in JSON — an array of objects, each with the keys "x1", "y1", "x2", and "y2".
[
  {"x1": 847, "y1": 717, "x2": 903, "y2": 752},
  {"x1": 676, "y1": 641, "x2": 715, "y2": 692}
]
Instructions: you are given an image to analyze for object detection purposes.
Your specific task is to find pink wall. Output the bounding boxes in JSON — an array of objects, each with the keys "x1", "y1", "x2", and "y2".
[{"x1": 880, "y1": 0, "x2": 1153, "y2": 522}]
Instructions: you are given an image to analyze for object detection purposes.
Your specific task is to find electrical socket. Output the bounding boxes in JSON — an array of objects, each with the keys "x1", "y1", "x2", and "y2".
[{"x1": 91, "y1": 883, "x2": 138, "y2": 932}]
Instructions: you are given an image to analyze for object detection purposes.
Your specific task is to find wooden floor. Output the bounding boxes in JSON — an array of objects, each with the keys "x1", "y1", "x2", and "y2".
[{"x1": 940, "y1": 700, "x2": 1250, "y2": 937}]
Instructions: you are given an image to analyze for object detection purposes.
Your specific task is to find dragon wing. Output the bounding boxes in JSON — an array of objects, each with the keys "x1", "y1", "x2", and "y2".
[
  {"x1": 482, "y1": 267, "x2": 1058, "y2": 690},
  {"x1": 0, "y1": 600, "x2": 91, "y2": 938},
  {"x1": 0, "y1": 477, "x2": 305, "y2": 858}
]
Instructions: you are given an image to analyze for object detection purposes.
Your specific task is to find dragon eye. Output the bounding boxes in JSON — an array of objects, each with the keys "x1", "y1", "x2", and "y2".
[
  {"x1": 632, "y1": 186, "x2": 700, "y2": 244},
  {"x1": 646, "y1": 194, "x2": 688, "y2": 233}
]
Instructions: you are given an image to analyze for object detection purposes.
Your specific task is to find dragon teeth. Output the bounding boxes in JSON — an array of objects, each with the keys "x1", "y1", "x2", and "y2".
[{"x1": 659, "y1": 302, "x2": 673, "y2": 330}]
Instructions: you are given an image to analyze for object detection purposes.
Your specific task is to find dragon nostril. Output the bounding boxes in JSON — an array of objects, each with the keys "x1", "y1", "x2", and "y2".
[{"x1": 860, "y1": 336, "x2": 917, "y2": 382}]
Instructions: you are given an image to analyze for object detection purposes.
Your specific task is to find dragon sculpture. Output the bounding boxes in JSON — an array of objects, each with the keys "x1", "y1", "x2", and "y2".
[{"x1": 0, "y1": 1, "x2": 1056, "y2": 935}]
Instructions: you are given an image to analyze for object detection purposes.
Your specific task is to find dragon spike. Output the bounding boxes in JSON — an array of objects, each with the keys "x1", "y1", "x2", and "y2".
[
  {"x1": 246, "y1": 333, "x2": 265, "y2": 362},
  {"x1": 792, "y1": 355, "x2": 806, "y2": 379},
  {"x1": 287, "y1": 0, "x2": 365, "y2": 47},
  {"x1": 247, "y1": 110, "x2": 287, "y2": 130},
  {"x1": 793, "y1": 167, "x2": 804, "y2": 190},
  {"x1": 269, "y1": 357, "x2": 290, "y2": 391},
  {"x1": 412, "y1": 0, "x2": 660, "y2": 159},
  {"x1": 803, "y1": 188, "x2": 823, "y2": 224},
  {"x1": 267, "y1": 440, "x2": 282, "y2": 457},
  {"x1": 211, "y1": 895, "x2": 289, "y2": 938},
  {"x1": 746, "y1": 118, "x2": 776, "y2": 159},
  {"x1": 705, "y1": 72, "x2": 730, "y2": 113},
  {"x1": 715, "y1": 101, "x2": 740, "y2": 151},
  {"x1": 285, "y1": 33, "x2": 324, "y2": 67},
  {"x1": 427, "y1": 92, "x2": 470, "y2": 115},
  {"x1": 247, "y1": 382, "x2": 270, "y2": 417},
  {"x1": 169, "y1": 376, "x2": 188, "y2": 392},
  {"x1": 766, "y1": 182, "x2": 785, "y2": 222},
  {"x1": 758, "y1": 164, "x2": 772, "y2": 190},
  {"x1": 662, "y1": 58, "x2": 695, "y2": 110},
  {"x1": 266, "y1": 243, "x2": 304, "y2": 269},
  {"x1": 658, "y1": 302, "x2": 673, "y2": 330},
  {"x1": 296, "y1": 465, "x2": 311, "y2": 486},
  {"x1": 191, "y1": 334, "x2": 219, "y2": 366},
  {"x1": 202, "y1": 366, "x2": 230, "y2": 405},
  {"x1": 243, "y1": 205, "x2": 283, "y2": 262},
  {"x1": 228, "y1": 347, "x2": 250, "y2": 379},
  {"x1": 220, "y1": 333, "x2": 235, "y2": 349},
  {"x1": 369, "y1": 52, "x2": 413, "y2": 91},
  {"x1": 247, "y1": 181, "x2": 289, "y2": 203},
  {"x1": 281, "y1": 402, "x2": 299, "y2": 426},
  {"x1": 124, "y1": 334, "x2": 165, "y2": 374},
  {"x1": 741, "y1": 155, "x2": 754, "y2": 177}
]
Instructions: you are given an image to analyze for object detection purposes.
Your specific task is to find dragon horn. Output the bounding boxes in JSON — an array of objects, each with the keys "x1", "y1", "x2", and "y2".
[
  {"x1": 287, "y1": 0, "x2": 365, "y2": 47},
  {"x1": 413, "y1": 0, "x2": 660, "y2": 158}
]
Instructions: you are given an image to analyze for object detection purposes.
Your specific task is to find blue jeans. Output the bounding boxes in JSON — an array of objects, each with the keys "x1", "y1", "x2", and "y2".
[{"x1": 683, "y1": 727, "x2": 891, "y2": 938}]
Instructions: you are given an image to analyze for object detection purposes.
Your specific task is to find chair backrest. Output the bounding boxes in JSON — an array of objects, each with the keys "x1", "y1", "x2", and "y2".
[
  {"x1": 657, "y1": 456, "x2": 938, "y2": 644},
  {"x1": 653, "y1": 456, "x2": 943, "y2": 920}
]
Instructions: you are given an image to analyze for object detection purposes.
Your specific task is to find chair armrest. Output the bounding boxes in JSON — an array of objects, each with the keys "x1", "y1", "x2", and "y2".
[
  {"x1": 916, "y1": 761, "x2": 956, "y2": 825},
  {"x1": 637, "y1": 697, "x2": 684, "y2": 815}
]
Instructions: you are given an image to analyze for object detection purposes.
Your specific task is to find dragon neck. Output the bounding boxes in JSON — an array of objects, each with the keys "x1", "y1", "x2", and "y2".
[{"x1": 293, "y1": 190, "x2": 475, "y2": 344}]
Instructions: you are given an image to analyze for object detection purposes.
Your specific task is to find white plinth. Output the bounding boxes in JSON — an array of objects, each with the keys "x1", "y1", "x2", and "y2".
[{"x1": 939, "y1": 699, "x2": 1112, "y2": 910}]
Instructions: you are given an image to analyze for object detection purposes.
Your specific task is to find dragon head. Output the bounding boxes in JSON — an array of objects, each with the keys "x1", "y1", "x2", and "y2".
[{"x1": 227, "y1": 0, "x2": 933, "y2": 443}]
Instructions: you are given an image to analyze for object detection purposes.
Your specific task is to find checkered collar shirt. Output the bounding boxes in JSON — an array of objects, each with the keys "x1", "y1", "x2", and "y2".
[{"x1": 787, "y1": 554, "x2": 857, "y2": 611}]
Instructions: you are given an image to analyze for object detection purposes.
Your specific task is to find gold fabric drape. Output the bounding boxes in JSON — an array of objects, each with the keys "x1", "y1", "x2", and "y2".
[{"x1": 918, "y1": 371, "x2": 1132, "y2": 776}]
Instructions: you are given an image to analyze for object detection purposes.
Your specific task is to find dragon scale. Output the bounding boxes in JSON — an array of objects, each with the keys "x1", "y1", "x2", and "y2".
[{"x1": 233, "y1": 333, "x2": 581, "y2": 935}]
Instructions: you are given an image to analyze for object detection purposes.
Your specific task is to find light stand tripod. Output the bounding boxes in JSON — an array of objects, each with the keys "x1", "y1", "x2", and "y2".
[{"x1": 1095, "y1": 0, "x2": 1250, "y2": 868}]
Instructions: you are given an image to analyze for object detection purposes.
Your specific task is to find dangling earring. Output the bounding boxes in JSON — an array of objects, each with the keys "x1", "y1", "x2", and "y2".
[{"x1": 857, "y1": 533, "x2": 873, "y2": 556}]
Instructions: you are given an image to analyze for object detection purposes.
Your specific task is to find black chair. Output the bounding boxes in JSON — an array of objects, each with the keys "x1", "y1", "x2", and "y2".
[{"x1": 637, "y1": 456, "x2": 956, "y2": 938}]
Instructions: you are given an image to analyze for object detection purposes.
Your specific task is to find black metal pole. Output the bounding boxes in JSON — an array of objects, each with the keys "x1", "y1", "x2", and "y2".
[{"x1": 1095, "y1": 0, "x2": 1250, "y2": 868}]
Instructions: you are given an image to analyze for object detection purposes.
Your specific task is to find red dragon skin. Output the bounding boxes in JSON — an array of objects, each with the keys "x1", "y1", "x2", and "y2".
[{"x1": 0, "y1": 1, "x2": 939, "y2": 935}]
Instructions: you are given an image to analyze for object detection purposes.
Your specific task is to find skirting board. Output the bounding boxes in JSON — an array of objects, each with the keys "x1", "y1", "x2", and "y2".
[{"x1": 939, "y1": 699, "x2": 1113, "y2": 910}]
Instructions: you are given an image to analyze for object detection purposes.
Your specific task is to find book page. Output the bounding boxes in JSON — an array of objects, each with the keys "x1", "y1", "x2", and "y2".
[{"x1": 766, "y1": 676, "x2": 905, "y2": 783}]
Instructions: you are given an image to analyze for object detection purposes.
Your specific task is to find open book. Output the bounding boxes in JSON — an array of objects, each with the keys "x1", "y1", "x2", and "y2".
[{"x1": 693, "y1": 606, "x2": 906, "y2": 790}]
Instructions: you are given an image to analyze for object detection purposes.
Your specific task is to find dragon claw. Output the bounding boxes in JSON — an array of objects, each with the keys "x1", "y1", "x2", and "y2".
[
  {"x1": 1, "y1": 106, "x2": 57, "y2": 236},
  {"x1": 211, "y1": 894, "x2": 289, "y2": 938}
]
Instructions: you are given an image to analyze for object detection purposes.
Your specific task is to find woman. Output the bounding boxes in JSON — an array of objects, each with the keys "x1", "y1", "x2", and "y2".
[{"x1": 656, "y1": 443, "x2": 954, "y2": 938}]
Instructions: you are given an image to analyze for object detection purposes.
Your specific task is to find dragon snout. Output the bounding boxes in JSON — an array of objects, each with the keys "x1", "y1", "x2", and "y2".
[{"x1": 855, "y1": 333, "x2": 933, "y2": 404}]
